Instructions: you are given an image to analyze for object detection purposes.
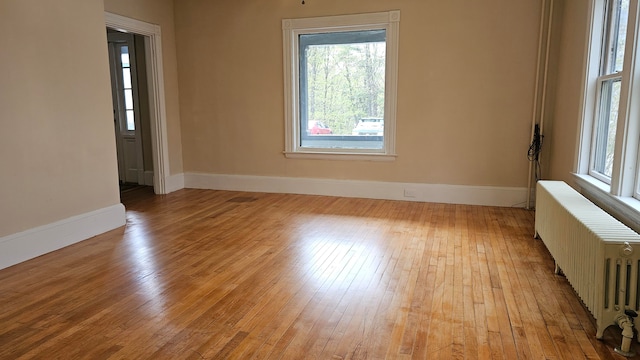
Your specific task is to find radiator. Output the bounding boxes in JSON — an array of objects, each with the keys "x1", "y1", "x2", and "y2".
[{"x1": 535, "y1": 180, "x2": 640, "y2": 339}]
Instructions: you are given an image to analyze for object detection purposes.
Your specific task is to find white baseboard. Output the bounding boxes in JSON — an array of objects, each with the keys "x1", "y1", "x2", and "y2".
[
  {"x1": 184, "y1": 172, "x2": 528, "y2": 207},
  {"x1": 164, "y1": 173, "x2": 185, "y2": 194},
  {"x1": 0, "y1": 204, "x2": 126, "y2": 270}
]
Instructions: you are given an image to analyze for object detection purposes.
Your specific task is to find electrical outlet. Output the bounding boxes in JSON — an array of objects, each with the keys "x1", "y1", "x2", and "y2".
[{"x1": 404, "y1": 189, "x2": 417, "y2": 198}]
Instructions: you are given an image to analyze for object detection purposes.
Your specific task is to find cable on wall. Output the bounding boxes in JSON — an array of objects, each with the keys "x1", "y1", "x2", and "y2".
[{"x1": 528, "y1": 124, "x2": 545, "y2": 182}]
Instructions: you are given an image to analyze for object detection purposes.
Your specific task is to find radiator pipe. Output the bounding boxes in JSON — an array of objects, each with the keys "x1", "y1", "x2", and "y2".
[
  {"x1": 527, "y1": 0, "x2": 554, "y2": 209},
  {"x1": 538, "y1": 0, "x2": 554, "y2": 142},
  {"x1": 526, "y1": 0, "x2": 547, "y2": 210},
  {"x1": 615, "y1": 313, "x2": 636, "y2": 357}
]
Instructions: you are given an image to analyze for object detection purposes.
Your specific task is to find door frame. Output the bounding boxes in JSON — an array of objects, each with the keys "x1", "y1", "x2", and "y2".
[{"x1": 105, "y1": 12, "x2": 169, "y2": 194}]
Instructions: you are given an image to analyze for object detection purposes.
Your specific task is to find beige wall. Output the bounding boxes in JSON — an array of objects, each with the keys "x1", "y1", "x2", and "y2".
[
  {"x1": 175, "y1": 0, "x2": 541, "y2": 187},
  {"x1": 547, "y1": 0, "x2": 590, "y2": 184},
  {"x1": 0, "y1": 0, "x2": 120, "y2": 237},
  {"x1": 103, "y1": 0, "x2": 184, "y2": 175},
  {"x1": 0, "y1": 0, "x2": 580, "y2": 242}
]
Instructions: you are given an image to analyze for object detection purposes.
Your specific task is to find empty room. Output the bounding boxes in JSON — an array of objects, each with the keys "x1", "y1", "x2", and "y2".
[{"x1": 3, "y1": 0, "x2": 640, "y2": 358}]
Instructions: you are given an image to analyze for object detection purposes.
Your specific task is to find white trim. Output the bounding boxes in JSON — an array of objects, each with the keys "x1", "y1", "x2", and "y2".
[
  {"x1": 184, "y1": 172, "x2": 528, "y2": 207},
  {"x1": 576, "y1": 0, "x2": 603, "y2": 174},
  {"x1": 105, "y1": 12, "x2": 171, "y2": 194},
  {"x1": 165, "y1": 173, "x2": 185, "y2": 193},
  {"x1": 283, "y1": 151, "x2": 396, "y2": 161},
  {"x1": 617, "y1": 0, "x2": 640, "y2": 197},
  {"x1": 0, "y1": 204, "x2": 125, "y2": 270},
  {"x1": 384, "y1": 11, "x2": 400, "y2": 156}
]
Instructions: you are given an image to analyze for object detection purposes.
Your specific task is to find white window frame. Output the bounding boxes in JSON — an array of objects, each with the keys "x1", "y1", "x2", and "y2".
[
  {"x1": 575, "y1": 0, "x2": 640, "y2": 226},
  {"x1": 282, "y1": 11, "x2": 400, "y2": 161}
]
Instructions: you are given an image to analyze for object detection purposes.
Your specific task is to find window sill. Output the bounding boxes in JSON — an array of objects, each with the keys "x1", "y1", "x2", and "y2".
[
  {"x1": 283, "y1": 151, "x2": 397, "y2": 161},
  {"x1": 573, "y1": 173, "x2": 640, "y2": 232}
]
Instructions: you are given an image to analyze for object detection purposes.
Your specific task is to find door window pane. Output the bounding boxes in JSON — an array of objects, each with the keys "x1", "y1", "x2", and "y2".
[
  {"x1": 120, "y1": 46, "x2": 130, "y2": 67},
  {"x1": 124, "y1": 89, "x2": 134, "y2": 110},
  {"x1": 122, "y1": 68, "x2": 132, "y2": 89},
  {"x1": 126, "y1": 110, "x2": 135, "y2": 131}
]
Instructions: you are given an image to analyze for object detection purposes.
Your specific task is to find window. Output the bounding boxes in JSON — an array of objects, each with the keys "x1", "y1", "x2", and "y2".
[
  {"x1": 282, "y1": 11, "x2": 400, "y2": 160},
  {"x1": 590, "y1": 0, "x2": 629, "y2": 182},
  {"x1": 577, "y1": 0, "x2": 640, "y2": 213}
]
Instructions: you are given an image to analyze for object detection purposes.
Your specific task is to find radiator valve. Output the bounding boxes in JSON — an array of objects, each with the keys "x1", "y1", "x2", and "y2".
[
  {"x1": 620, "y1": 242, "x2": 634, "y2": 257},
  {"x1": 615, "y1": 310, "x2": 637, "y2": 357}
]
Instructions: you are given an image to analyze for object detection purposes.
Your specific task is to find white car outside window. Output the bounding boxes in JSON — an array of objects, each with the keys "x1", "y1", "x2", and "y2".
[{"x1": 352, "y1": 117, "x2": 384, "y2": 136}]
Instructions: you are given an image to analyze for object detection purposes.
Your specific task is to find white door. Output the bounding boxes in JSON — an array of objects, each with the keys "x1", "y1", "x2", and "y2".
[{"x1": 108, "y1": 32, "x2": 143, "y2": 185}]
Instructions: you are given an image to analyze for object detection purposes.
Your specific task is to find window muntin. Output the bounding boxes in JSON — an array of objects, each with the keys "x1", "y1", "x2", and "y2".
[{"x1": 282, "y1": 11, "x2": 399, "y2": 159}]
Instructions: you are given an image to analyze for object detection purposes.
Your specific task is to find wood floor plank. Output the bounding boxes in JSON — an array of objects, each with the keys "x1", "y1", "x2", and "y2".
[{"x1": 0, "y1": 187, "x2": 636, "y2": 359}]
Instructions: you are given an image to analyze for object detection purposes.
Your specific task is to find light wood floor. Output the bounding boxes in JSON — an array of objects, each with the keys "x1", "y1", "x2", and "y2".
[{"x1": 0, "y1": 188, "x2": 637, "y2": 359}]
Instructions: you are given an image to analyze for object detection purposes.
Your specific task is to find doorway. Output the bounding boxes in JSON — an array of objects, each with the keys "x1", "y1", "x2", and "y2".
[
  {"x1": 105, "y1": 12, "x2": 170, "y2": 195},
  {"x1": 108, "y1": 30, "x2": 149, "y2": 190}
]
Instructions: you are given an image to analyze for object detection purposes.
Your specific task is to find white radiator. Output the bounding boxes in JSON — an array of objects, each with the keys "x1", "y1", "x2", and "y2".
[{"x1": 535, "y1": 181, "x2": 640, "y2": 339}]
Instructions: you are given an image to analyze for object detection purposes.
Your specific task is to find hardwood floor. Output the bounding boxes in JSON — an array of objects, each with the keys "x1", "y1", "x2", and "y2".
[{"x1": 0, "y1": 188, "x2": 637, "y2": 359}]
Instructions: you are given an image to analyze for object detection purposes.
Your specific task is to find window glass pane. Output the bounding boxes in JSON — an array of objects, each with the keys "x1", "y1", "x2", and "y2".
[
  {"x1": 299, "y1": 31, "x2": 385, "y2": 150},
  {"x1": 607, "y1": 0, "x2": 630, "y2": 74},
  {"x1": 120, "y1": 46, "x2": 130, "y2": 67},
  {"x1": 614, "y1": 0, "x2": 629, "y2": 72},
  {"x1": 593, "y1": 78, "x2": 621, "y2": 178},
  {"x1": 122, "y1": 68, "x2": 132, "y2": 89},
  {"x1": 124, "y1": 89, "x2": 134, "y2": 110},
  {"x1": 126, "y1": 110, "x2": 135, "y2": 131}
]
